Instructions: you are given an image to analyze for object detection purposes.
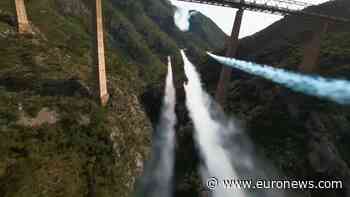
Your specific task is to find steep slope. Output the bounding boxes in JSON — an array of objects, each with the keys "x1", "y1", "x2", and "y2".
[
  {"x1": 105, "y1": 0, "x2": 226, "y2": 77},
  {"x1": 199, "y1": 1, "x2": 350, "y2": 196},
  {"x1": 139, "y1": 0, "x2": 226, "y2": 50},
  {"x1": 0, "y1": 0, "x2": 225, "y2": 197},
  {"x1": 238, "y1": 0, "x2": 350, "y2": 69},
  {"x1": 188, "y1": 12, "x2": 226, "y2": 50},
  {"x1": 0, "y1": 1, "x2": 153, "y2": 197}
]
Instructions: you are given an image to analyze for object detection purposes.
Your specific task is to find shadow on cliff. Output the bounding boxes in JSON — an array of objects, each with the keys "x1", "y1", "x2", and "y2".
[{"x1": 0, "y1": 76, "x2": 91, "y2": 97}]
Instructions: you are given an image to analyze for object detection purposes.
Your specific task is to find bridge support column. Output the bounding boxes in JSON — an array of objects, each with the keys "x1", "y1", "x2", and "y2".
[
  {"x1": 14, "y1": 0, "x2": 32, "y2": 34},
  {"x1": 215, "y1": 8, "x2": 244, "y2": 106},
  {"x1": 299, "y1": 22, "x2": 329, "y2": 73},
  {"x1": 92, "y1": 0, "x2": 109, "y2": 106}
]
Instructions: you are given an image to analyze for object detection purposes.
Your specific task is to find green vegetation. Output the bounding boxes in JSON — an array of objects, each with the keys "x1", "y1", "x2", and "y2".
[
  {"x1": 0, "y1": 28, "x2": 150, "y2": 197},
  {"x1": 0, "y1": 0, "x2": 227, "y2": 196},
  {"x1": 285, "y1": 32, "x2": 350, "y2": 75}
]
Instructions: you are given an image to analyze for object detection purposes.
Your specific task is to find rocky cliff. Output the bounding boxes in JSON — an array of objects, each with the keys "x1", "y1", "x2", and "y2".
[
  {"x1": 0, "y1": 0, "x2": 225, "y2": 196},
  {"x1": 199, "y1": 1, "x2": 350, "y2": 196}
]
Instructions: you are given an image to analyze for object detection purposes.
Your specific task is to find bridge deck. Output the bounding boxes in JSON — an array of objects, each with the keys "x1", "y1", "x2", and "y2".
[{"x1": 177, "y1": 0, "x2": 350, "y2": 23}]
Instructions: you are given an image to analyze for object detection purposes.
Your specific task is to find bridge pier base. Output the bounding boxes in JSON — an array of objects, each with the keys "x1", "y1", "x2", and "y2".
[
  {"x1": 15, "y1": 0, "x2": 32, "y2": 34},
  {"x1": 92, "y1": 0, "x2": 109, "y2": 106},
  {"x1": 299, "y1": 22, "x2": 329, "y2": 73},
  {"x1": 215, "y1": 8, "x2": 244, "y2": 106}
]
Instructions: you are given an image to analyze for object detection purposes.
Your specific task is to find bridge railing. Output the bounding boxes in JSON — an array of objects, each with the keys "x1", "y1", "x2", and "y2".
[{"x1": 177, "y1": 0, "x2": 350, "y2": 23}]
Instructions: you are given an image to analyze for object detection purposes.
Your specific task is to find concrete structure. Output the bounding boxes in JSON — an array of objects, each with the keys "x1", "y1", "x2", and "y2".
[
  {"x1": 179, "y1": 0, "x2": 349, "y2": 107},
  {"x1": 299, "y1": 22, "x2": 329, "y2": 73},
  {"x1": 215, "y1": 8, "x2": 244, "y2": 106},
  {"x1": 14, "y1": 0, "x2": 32, "y2": 34},
  {"x1": 92, "y1": 0, "x2": 109, "y2": 106},
  {"x1": 177, "y1": 0, "x2": 350, "y2": 23}
]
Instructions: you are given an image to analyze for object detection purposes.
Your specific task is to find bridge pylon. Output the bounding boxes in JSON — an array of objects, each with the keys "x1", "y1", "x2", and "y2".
[
  {"x1": 215, "y1": 8, "x2": 244, "y2": 107},
  {"x1": 299, "y1": 21, "x2": 329, "y2": 73},
  {"x1": 14, "y1": 0, "x2": 32, "y2": 34},
  {"x1": 92, "y1": 0, "x2": 109, "y2": 106}
]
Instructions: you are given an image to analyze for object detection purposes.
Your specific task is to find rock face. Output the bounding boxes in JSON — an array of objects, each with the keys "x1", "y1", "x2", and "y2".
[
  {"x1": 197, "y1": 1, "x2": 350, "y2": 197},
  {"x1": 237, "y1": 0, "x2": 350, "y2": 64},
  {"x1": 188, "y1": 12, "x2": 226, "y2": 50},
  {"x1": 17, "y1": 107, "x2": 59, "y2": 127},
  {"x1": 0, "y1": 0, "x2": 226, "y2": 197},
  {"x1": 0, "y1": 34, "x2": 153, "y2": 197},
  {"x1": 54, "y1": 0, "x2": 89, "y2": 17}
]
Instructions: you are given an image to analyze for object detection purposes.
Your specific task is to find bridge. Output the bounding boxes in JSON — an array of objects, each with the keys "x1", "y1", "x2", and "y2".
[
  {"x1": 12, "y1": 0, "x2": 350, "y2": 107},
  {"x1": 177, "y1": 0, "x2": 350, "y2": 22},
  {"x1": 177, "y1": 0, "x2": 350, "y2": 106}
]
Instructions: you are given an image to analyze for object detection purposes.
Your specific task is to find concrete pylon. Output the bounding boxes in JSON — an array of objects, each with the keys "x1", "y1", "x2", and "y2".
[
  {"x1": 299, "y1": 21, "x2": 329, "y2": 73},
  {"x1": 92, "y1": 0, "x2": 109, "y2": 106},
  {"x1": 215, "y1": 8, "x2": 244, "y2": 106},
  {"x1": 14, "y1": 0, "x2": 32, "y2": 34}
]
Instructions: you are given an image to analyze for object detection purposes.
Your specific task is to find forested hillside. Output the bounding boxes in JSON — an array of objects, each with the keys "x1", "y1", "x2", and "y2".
[
  {"x1": 0, "y1": 0, "x2": 225, "y2": 196},
  {"x1": 198, "y1": 1, "x2": 350, "y2": 196}
]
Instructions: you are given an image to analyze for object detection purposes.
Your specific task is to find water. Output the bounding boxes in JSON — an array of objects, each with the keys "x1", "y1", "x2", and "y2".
[{"x1": 208, "y1": 52, "x2": 350, "y2": 105}]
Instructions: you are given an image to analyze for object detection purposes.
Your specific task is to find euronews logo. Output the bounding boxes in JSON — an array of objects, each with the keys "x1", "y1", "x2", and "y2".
[{"x1": 206, "y1": 178, "x2": 343, "y2": 190}]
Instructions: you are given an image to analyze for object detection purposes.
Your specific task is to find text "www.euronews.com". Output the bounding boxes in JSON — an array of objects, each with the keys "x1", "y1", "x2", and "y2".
[{"x1": 206, "y1": 177, "x2": 343, "y2": 191}]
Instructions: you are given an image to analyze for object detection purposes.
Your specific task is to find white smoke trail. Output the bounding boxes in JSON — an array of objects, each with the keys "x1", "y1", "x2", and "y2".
[
  {"x1": 136, "y1": 57, "x2": 176, "y2": 197},
  {"x1": 174, "y1": 7, "x2": 191, "y2": 31},
  {"x1": 173, "y1": 7, "x2": 197, "y2": 32},
  {"x1": 181, "y1": 50, "x2": 247, "y2": 197},
  {"x1": 208, "y1": 52, "x2": 350, "y2": 105}
]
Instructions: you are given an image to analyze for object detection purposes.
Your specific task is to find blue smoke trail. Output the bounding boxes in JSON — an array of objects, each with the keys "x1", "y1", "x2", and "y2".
[{"x1": 208, "y1": 52, "x2": 350, "y2": 105}]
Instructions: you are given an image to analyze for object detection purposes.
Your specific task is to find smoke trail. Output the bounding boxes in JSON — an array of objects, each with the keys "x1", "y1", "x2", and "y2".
[
  {"x1": 174, "y1": 7, "x2": 197, "y2": 31},
  {"x1": 135, "y1": 57, "x2": 176, "y2": 197},
  {"x1": 181, "y1": 50, "x2": 247, "y2": 197},
  {"x1": 208, "y1": 53, "x2": 350, "y2": 104}
]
